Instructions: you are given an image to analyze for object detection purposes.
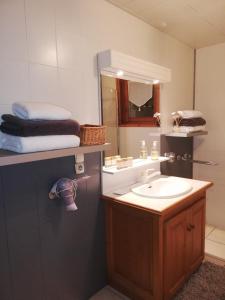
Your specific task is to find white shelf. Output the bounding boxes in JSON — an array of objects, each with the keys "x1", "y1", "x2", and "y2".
[
  {"x1": 102, "y1": 156, "x2": 169, "y2": 174},
  {"x1": 165, "y1": 131, "x2": 208, "y2": 137},
  {"x1": 0, "y1": 143, "x2": 111, "y2": 167}
]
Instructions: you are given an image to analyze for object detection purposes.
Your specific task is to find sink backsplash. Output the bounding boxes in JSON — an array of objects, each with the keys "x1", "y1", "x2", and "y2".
[{"x1": 102, "y1": 159, "x2": 162, "y2": 193}]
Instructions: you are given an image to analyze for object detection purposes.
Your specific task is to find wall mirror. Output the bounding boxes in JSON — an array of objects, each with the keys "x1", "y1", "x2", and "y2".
[
  {"x1": 101, "y1": 75, "x2": 160, "y2": 159},
  {"x1": 98, "y1": 49, "x2": 171, "y2": 165}
]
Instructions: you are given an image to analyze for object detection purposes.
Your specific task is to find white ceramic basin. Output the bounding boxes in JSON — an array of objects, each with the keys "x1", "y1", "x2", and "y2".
[{"x1": 131, "y1": 176, "x2": 193, "y2": 199}]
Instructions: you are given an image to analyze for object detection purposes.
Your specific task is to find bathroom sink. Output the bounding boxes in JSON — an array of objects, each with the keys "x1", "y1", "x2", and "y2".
[{"x1": 131, "y1": 176, "x2": 193, "y2": 199}]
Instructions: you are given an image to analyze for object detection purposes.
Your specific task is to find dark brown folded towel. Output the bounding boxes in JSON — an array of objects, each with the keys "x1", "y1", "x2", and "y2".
[
  {"x1": 174, "y1": 117, "x2": 206, "y2": 127},
  {"x1": 0, "y1": 114, "x2": 80, "y2": 137}
]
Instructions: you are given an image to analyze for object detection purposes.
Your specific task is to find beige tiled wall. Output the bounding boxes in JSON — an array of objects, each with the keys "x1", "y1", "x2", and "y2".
[
  {"x1": 194, "y1": 42, "x2": 225, "y2": 229},
  {"x1": 0, "y1": 0, "x2": 194, "y2": 128}
]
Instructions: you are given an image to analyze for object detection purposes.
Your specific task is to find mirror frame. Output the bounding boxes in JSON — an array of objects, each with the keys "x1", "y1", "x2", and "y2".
[{"x1": 116, "y1": 79, "x2": 160, "y2": 127}]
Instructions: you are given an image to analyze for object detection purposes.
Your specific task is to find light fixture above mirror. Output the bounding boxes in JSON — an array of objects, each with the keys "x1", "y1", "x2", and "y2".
[{"x1": 97, "y1": 49, "x2": 171, "y2": 84}]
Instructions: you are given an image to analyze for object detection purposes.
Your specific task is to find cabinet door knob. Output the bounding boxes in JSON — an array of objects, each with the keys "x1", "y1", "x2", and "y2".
[
  {"x1": 190, "y1": 224, "x2": 195, "y2": 229},
  {"x1": 187, "y1": 225, "x2": 192, "y2": 231}
]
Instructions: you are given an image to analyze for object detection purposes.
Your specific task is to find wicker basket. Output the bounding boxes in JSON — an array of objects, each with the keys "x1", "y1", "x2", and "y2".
[{"x1": 80, "y1": 124, "x2": 106, "y2": 145}]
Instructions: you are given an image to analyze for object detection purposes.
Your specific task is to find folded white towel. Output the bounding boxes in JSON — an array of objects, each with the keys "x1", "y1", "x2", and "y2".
[
  {"x1": 177, "y1": 110, "x2": 203, "y2": 119},
  {"x1": 0, "y1": 132, "x2": 80, "y2": 153},
  {"x1": 173, "y1": 125, "x2": 206, "y2": 134},
  {"x1": 12, "y1": 102, "x2": 72, "y2": 120}
]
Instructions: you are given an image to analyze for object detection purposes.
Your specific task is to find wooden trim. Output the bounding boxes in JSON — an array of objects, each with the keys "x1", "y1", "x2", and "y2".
[
  {"x1": 162, "y1": 190, "x2": 207, "y2": 221},
  {"x1": 153, "y1": 216, "x2": 164, "y2": 299},
  {"x1": 117, "y1": 79, "x2": 160, "y2": 127},
  {"x1": 102, "y1": 194, "x2": 162, "y2": 216}
]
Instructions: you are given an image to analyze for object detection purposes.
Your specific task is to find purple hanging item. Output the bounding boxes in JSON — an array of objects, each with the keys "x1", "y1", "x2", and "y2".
[{"x1": 49, "y1": 178, "x2": 78, "y2": 211}]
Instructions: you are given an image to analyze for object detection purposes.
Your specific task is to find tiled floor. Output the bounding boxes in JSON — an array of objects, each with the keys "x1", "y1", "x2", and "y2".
[
  {"x1": 205, "y1": 224, "x2": 225, "y2": 262},
  {"x1": 90, "y1": 286, "x2": 129, "y2": 300}
]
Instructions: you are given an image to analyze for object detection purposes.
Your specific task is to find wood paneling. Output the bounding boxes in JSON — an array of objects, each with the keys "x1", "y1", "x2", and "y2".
[
  {"x1": 164, "y1": 210, "x2": 187, "y2": 298},
  {"x1": 164, "y1": 198, "x2": 205, "y2": 299},
  {"x1": 186, "y1": 198, "x2": 205, "y2": 272},
  {"x1": 106, "y1": 203, "x2": 155, "y2": 300}
]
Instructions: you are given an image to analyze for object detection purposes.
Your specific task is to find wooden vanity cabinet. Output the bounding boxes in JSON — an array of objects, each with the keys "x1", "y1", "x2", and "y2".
[
  {"x1": 164, "y1": 198, "x2": 205, "y2": 299},
  {"x1": 104, "y1": 191, "x2": 206, "y2": 300}
]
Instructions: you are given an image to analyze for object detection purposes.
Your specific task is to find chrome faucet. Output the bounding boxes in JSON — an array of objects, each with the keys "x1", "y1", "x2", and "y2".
[{"x1": 164, "y1": 152, "x2": 176, "y2": 163}]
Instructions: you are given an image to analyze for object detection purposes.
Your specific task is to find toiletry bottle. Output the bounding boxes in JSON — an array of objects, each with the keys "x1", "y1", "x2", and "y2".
[
  {"x1": 140, "y1": 140, "x2": 148, "y2": 159},
  {"x1": 111, "y1": 156, "x2": 117, "y2": 166},
  {"x1": 126, "y1": 157, "x2": 133, "y2": 167},
  {"x1": 104, "y1": 157, "x2": 112, "y2": 168},
  {"x1": 151, "y1": 141, "x2": 159, "y2": 160}
]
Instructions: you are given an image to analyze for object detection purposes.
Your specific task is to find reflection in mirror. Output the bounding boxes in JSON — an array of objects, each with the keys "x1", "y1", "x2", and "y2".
[
  {"x1": 117, "y1": 80, "x2": 160, "y2": 127},
  {"x1": 128, "y1": 81, "x2": 154, "y2": 116},
  {"x1": 101, "y1": 75, "x2": 119, "y2": 157},
  {"x1": 101, "y1": 75, "x2": 160, "y2": 165}
]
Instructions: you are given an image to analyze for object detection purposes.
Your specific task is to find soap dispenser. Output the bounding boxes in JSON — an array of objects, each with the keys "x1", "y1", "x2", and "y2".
[
  {"x1": 151, "y1": 141, "x2": 159, "y2": 160},
  {"x1": 140, "y1": 140, "x2": 148, "y2": 159}
]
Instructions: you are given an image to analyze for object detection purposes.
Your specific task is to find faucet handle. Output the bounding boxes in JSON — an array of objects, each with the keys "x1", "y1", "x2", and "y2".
[
  {"x1": 182, "y1": 153, "x2": 192, "y2": 160},
  {"x1": 164, "y1": 152, "x2": 176, "y2": 163}
]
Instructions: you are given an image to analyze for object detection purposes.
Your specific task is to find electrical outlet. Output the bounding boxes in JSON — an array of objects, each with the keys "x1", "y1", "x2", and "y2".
[
  {"x1": 75, "y1": 162, "x2": 84, "y2": 174},
  {"x1": 75, "y1": 154, "x2": 85, "y2": 174}
]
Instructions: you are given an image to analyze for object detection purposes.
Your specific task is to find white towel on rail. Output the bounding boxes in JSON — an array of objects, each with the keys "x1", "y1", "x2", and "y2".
[
  {"x1": 173, "y1": 125, "x2": 206, "y2": 133},
  {"x1": 177, "y1": 110, "x2": 203, "y2": 119},
  {"x1": 0, "y1": 132, "x2": 80, "y2": 153},
  {"x1": 12, "y1": 102, "x2": 72, "y2": 120}
]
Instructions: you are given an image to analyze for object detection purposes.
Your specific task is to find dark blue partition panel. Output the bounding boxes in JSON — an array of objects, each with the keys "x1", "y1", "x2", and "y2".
[
  {"x1": 0, "y1": 152, "x2": 107, "y2": 300},
  {"x1": 0, "y1": 174, "x2": 12, "y2": 300},
  {"x1": 0, "y1": 163, "x2": 47, "y2": 300}
]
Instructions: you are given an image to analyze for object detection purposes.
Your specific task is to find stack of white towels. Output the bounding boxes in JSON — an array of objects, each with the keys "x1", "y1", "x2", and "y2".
[
  {"x1": 173, "y1": 110, "x2": 206, "y2": 133},
  {"x1": 0, "y1": 102, "x2": 80, "y2": 153}
]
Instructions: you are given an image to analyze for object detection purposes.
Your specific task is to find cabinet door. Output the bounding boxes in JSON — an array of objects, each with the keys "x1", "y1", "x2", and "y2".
[
  {"x1": 164, "y1": 210, "x2": 188, "y2": 299},
  {"x1": 106, "y1": 203, "x2": 156, "y2": 300},
  {"x1": 186, "y1": 198, "x2": 205, "y2": 272}
]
